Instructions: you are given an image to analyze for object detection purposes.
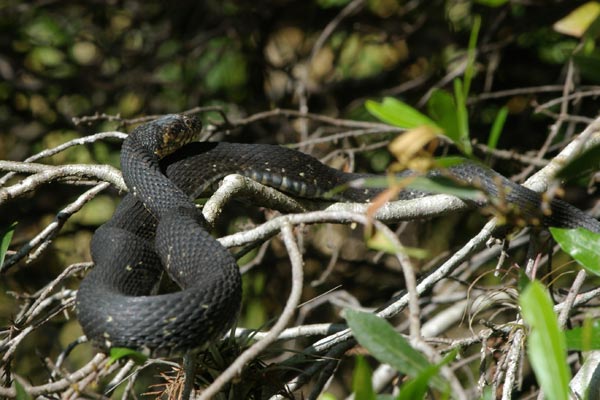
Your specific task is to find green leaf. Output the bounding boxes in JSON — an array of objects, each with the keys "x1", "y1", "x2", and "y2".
[
  {"x1": 553, "y1": 2, "x2": 600, "y2": 38},
  {"x1": 345, "y1": 309, "x2": 447, "y2": 391},
  {"x1": 14, "y1": 379, "x2": 32, "y2": 400},
  {"x1": 452, "y1": 79, "x2": 472, "y2": 155},
  {"x1": 573, "y1": 51, "x2": 600, "y2": 83},
  {"x1": 108, "y1": 347, "x2": 148, "y2": 365},
  {"x1": 565, "y1": 319, "x2": 600, "y2": 351},
  {"x1": 480, "y1": 386, "x2": 494, "y2": 400},
  {"x1": 487, "y1": 106, "x2": 508, "y2": 150},
  {"x1": 397, "y1": 349, "x2": 456, "y2": 400},
  {"x1": 463, "y1": 15, "x2": 481, "y2": 98},
  {"x1": 365, "y1": 98, "x2": 441, "y2": 131},
  {"x1": 474, "y1": 0, "x2": 508, "y2": 6},
  {"x1": 0, "y1": 222, "x2": 17, "y2": 269},
  {"x1": 549, "y1": 227, "x2": 600, "y2": 275},
  {"x1": 554, "y1": 142, "x2": 600, "y2": 182},
  {"x1": 427, "y1": 89, "x2": 460, "y2": 144},
  {"x1": 319, "y1": 394, "x2": 339, "y2": 400},
  {"x1": 353, "y1": 355, "x2": 376, "y2": 400},
  {"x1": 317, "y1": 0, "x2": 351, "y2": 7},
  {"x1": 318, "y1": 394, "x2": 339, "y2": 400},
  {"x1": 25, "y1": 15, "x2": 68, "y2": 46},
  {"x1": 520, "y1": 281, "x2": 571, "y2": 400}
]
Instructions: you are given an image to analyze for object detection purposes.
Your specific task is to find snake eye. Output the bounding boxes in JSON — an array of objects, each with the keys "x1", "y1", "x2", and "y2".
[{"x1": 182, "y1": 116, "x2": 193, "y2": 128}]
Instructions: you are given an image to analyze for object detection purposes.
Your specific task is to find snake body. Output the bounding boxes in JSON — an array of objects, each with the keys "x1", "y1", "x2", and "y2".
[{"x1": 76, "y1": 114, "x2": 600, "y2": 355}]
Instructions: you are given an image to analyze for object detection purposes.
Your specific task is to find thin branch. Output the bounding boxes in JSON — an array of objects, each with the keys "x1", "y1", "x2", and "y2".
[
  {"x1": 2, "y1": 183, "x2": 109, "y2": 272},
  {"x1": 0, "y1": 131, "x2": 126, "y2": 187},
  {"x1": 0, "y1": 161, "x2": 125, "y2": 205},
  {"x1": 196, "y1": 220, "x2": 305, "y2": 399}
]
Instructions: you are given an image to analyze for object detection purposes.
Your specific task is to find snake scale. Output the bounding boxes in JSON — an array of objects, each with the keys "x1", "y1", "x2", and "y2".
[{"x1": 76, "y1": 114, "x2": 600, "y2": 356}]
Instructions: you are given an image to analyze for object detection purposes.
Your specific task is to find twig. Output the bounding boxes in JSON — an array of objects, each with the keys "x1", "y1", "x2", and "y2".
[
  {"x1": 557, "y1": 269, "x2": 586, "y2": 329},
  {"x1": 501, "y1": 328, "x2": 524, "y2": 400},
  {"x1": 2, "y1": 183, "x2": 109, "y2": 272},
  {"x1": 196, "y1": 220, "x2": 304, "y2": 399},
  {"x1": 230, "y1": 108, "x2": 393, "y2": 130},
  {"x1": 0, "y1": 131, "x2": 126, "y2": 187},
  {"x1": 0, "y1": 161, "x2": 125, "y2": 205},
  {"x1": 0, "y1": 354, "x2": 107, "y2": 397}
]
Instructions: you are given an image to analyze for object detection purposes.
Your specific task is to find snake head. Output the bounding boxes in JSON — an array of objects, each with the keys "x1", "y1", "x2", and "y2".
[{"x1": 151, "y1": 114, "x2": 202, "y2": 158}]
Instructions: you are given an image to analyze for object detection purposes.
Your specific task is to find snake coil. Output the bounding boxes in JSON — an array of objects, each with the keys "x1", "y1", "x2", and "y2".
[{"x1": 76, "y1": 114, "x2": 600, "y2": 355}]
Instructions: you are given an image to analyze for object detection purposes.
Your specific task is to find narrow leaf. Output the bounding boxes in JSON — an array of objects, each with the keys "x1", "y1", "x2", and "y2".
[
  {"x1": 108, "y1": 347, "x2": 148, "y2": 365},
  {"x1": 453, "y1": 79, "x2": 472, "y2": 155},
  {"x1": 520, "y1": 281, "x2": 571, "y2": 400},
  {"x1": 353, "y1": 355, "x2": 376, "y2": 400},
  {"x1": 487, "y1": 106, "x2": 508, "y2": 150},
  {"x1": 345, "y1": 309, "x2": 446, "y2": 391},
  {"x1": 549, "y1": 227, "x2": 600, "y2": 275},
  {"x1": 464, "y1": 15, "x2": 481, "y2": 98},
  {"x1": 397, "y1": 349, "x2": 456, "y2": 400},
  {"x1": 365, "y1": 98, "x2": 441, "y2": 131},
  {"x1": 0, "y1": 222, "x2": 17, "y2": 269},
  {"x1": 406, "y1": 176, "x2": 485, "y2": 202}
]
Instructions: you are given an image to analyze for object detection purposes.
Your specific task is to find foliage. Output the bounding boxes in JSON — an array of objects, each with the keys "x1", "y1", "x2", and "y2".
[
  {"x1": 346, "y1": 309, "x2": 451, "y2": 396},
  {"x1": 550, "y1": 227, "x2": 600, "y2": 275},
  {"x1": 519, "y1": 281, "x2": 571, "y2": 400}
]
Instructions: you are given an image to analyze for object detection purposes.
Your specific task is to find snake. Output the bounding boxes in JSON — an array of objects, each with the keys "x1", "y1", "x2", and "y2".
[{"x1": 75, "y1": 114, "x2": 600, "y2": 356}]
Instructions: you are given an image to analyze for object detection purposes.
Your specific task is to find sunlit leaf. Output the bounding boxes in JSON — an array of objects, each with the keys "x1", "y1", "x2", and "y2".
[
  {"x1": 318, "y1": 394, "x2": 338, "y2": 400},
  {"x1": 427, "y1": 89, "x2": 460, "y2": 145},
  {"x1": 553, "y1": 2, "x2": 600, "y2": 38},
  {"x1": 345, "y1": 309, "x2": 447, "y2": 391},
  {"x1": 565, "y1": 319, "x2": 600, "y2": 351},
  {"x1": 25, "y1": 15, "x2": 68, "y2": 46},
  {"x1": 108, "y1": 347, "x2": 147, "y2": 365},
  {"x1": 520, "y1": 281, "x2": 571, "y2": 400},
  {"x1": 0, "y1": 222, "x2": 17, "y2": 269},
  {"x1": 388, "y1": 126, "x2": 438, "y2": 168},
  {"x1": 549, "y1": 227, "x2": 600, "y2": 275},
  {"x1": 365, "y1": 97, "x2": 441, "y2": 131}
]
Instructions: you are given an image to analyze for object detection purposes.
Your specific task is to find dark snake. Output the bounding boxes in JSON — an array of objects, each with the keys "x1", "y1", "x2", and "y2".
[{"x1": 76, "y1": 114, "x2": 600, "y2": 356}]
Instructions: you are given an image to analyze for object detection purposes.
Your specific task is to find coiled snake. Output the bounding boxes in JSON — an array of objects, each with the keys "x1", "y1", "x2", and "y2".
[{"x1": 76, "y1": 114, "x2": 600, "y2": 356}]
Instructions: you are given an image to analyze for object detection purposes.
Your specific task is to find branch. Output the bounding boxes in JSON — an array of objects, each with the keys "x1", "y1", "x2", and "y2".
[
  {"x1": 0, "y1": 161, "x2": 125, "y2": 205},
  {"x1": 197, "y1": 220, "x2": 305, "y2": 399}
]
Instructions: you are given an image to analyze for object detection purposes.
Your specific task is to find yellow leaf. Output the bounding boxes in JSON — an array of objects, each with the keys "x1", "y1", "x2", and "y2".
[
  {"x1": 388, "y1": 126, "x2": 438, "y2": 171},
  {"x1": 553, "y1": 2, "x2": 600, "y2": 38}
]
